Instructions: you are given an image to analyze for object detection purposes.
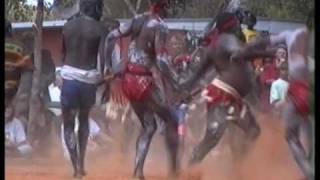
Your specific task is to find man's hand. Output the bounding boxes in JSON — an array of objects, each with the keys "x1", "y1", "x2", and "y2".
[
  {"x1": 53, "y1": 67, "x2": 63, "y2": 89},
  {"x1": 104, "y1": 73, "x2": 115, "y2": 82},
  {"x1": 54, "y1": 75, "x2": 63, "y2": 89}
]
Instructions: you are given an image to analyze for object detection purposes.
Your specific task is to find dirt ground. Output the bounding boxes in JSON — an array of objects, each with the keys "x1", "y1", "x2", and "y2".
[{"x1": 5, "y1": 114, "x2": 305, "y2": 180}]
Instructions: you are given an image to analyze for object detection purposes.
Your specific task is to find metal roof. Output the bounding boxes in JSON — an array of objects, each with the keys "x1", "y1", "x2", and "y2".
[{"x1": 12, "y1": 18, "x2": 306, "y2": 34}]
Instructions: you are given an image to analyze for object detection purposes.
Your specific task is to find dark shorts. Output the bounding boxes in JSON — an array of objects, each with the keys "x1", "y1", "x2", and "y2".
[{"x1": 61, "y1": 79, "x2": 96, "y2": 109}]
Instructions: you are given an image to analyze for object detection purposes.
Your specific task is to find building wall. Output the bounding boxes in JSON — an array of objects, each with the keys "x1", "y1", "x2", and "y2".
[
  {"x1": 13, "y1": 29, "x2": 64, "y2": 66},
  {"x1": 14, "y1": 29, "x2": 190, "y2": 67},
  {"x1": 12, "y1": 19, "x2": 309, "y2": 67},
  {"x1": 42, "y1": 29, "x2": 63, "y2": 66}
]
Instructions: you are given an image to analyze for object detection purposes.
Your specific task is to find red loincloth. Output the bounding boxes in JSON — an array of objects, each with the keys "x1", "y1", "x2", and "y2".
[
  {"x1": 122, "y1": 64, "x2": 154, "y2": 102},
  {"x1": 287, "y1": 80, "x2": 310, "y2": 117},
  {"x1": 204, "y1": 84, "x2": 242, "y2": 109}
]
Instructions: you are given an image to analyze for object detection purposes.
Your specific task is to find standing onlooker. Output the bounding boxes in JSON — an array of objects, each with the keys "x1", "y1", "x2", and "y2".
[
  {"x1": 242, "y1": 12, "x2": 258, "y2": 43},
  {"x1": 259, "y1": 57, "x2": 279, "y2": 112},
  {"x1": 270, "y1": 63, "x2": 289, "y2": 112},
  {"x1": 274, "y1": 44, "x2": 287, "y2": 69}
]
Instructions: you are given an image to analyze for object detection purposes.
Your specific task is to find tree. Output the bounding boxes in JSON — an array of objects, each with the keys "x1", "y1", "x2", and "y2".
[
  {"x1": 5, "y1": 0, "x2": 34, "y2": 22},
  {"x1": 27, "y1": 0, "x2": 44, "y2": 143},
  {"x1": 5, "y1": 0, "x2": 54, "y2": 22},
  {"x1": 51, "y1": 0, "x2": 79, "y2": 19},
  {"x1": 246, "y1": 0, "x2": 314, "y2": 28}
]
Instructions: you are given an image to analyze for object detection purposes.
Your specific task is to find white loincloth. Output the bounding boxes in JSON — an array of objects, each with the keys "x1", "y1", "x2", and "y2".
[{"x1": 60, "y1": 65, "x2": 102, "y2": 84}]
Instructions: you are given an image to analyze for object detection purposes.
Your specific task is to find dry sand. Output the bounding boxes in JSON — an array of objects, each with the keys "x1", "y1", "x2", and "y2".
[{"x1": 5, "y1": 113, "x2": 304, "y2": 180}]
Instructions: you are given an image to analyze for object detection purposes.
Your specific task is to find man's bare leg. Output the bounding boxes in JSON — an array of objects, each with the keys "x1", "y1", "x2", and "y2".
[
  {"x1": 189, "y1": 105, "x2": 228, "y2": 165},
  {"x1": 78, "y1": 107, "x2": 91, "y2": 177},
  {"x1": 283, "y1": 102, "x2": 313, "y2": 179},
  {"x1": 163, "y1": 114, "x2": 179, "y2": 176},
  {"x1": 131, "y1": 102, "x2": 157, "y2": 180},
  {"x1": 62, "y1": 107, "x2": 80, "y2": 178},
  {"x1": 149, "y1": 91, "x2": 180, "y2": 177},
  {"x1": 230, "y1": 105, "x2": 261, "y2": 161}
]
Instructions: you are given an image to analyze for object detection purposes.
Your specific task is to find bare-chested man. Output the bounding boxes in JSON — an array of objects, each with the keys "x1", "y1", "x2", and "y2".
[
  {"x1": 57, "y1": 0, "x2": 112, "y2": 178},
  {"x1": 180, "y1": 12, "x2": 277, "y2": 165},
  {"x1": 102, "y1": 0, "x2": 180, "y2": 179},
  {"x1": 246, "y1": 27, "x2": 313, "y2": 180}
]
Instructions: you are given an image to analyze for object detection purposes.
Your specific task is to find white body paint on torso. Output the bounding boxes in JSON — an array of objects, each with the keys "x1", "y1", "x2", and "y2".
[
  {"x1": 127, "y1": 16, "x2": 168, "y2": 68},
  {"x1": 128, "y1": 41, "x2": 152, "y2": 67}
]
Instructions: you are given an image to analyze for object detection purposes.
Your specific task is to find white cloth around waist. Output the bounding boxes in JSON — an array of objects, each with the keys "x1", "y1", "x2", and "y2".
[{"x1": 60, "y1": 65, "x2": 102, "y2": 84}]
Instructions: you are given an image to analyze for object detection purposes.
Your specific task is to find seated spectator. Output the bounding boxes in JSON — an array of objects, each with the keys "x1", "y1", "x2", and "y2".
[
  {"x1": 270, "y1": 63, "x2": 289, "y2": 111},
  {"x1": 259, "y1": 57, "x2": 279, "y2": 112},
  {"x1": 5, "y1": 105, "x2": 33, "y2": 157}
]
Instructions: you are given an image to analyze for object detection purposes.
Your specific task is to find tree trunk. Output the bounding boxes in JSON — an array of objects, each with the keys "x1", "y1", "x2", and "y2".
[
  {"x1": 122, "y1": 0, "x2": 137, "y2": 16},
  {"x1": 28, "y1": 0, "x2": 44, "y2": 142},
  {"x1": 135, "y1": 0, "x2": 143, "y2": 12}
]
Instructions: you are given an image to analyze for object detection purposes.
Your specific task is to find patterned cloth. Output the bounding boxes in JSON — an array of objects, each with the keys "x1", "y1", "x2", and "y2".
[{"x1": 122, "y1": 64, "x2": 154, "y2": 101}]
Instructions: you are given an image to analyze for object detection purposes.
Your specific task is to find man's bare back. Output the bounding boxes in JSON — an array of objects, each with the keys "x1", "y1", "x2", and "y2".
[
  {"x1": 123, "y1": 13, "x2": 168, "y2": 70},
  {"x1": 63, "y1": 17, "x2": 106, "y2": 70}
]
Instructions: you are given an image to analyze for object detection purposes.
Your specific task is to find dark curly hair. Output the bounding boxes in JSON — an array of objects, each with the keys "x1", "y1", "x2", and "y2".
[{"x1": 80, "y1": 0, "x2": 103, "y2": 20}]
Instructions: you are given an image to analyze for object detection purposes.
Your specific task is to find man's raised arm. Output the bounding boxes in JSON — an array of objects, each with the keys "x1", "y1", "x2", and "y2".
[{"x1": 103, "y1": 20, "x2": 133, "y2": 75}]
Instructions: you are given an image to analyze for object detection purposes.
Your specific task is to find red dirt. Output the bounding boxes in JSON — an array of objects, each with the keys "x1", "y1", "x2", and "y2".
[{"x1": 5, "y1": 114, "x2": 304, "y2": 180}]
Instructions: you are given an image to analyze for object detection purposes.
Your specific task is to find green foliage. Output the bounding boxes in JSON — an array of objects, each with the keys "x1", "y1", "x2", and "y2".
[
  {"x1": 5, "y1": 0, "x2": 34, "y2": 22},
  {"x1": 60, "y1": 0, "x2": 76, "y2": 8},
  {"x1": 5, "y1": 0, "x2": 314, "y2": 25},
  {"x1": 247, "y1": 0, "x2": 314, "y2": 27},
  {"x1": 102, "y1": 0, "x2": 149, "y2": 18},
  {"x1": 6, "y1": 0, "x2": 55, "y2": 22}
]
